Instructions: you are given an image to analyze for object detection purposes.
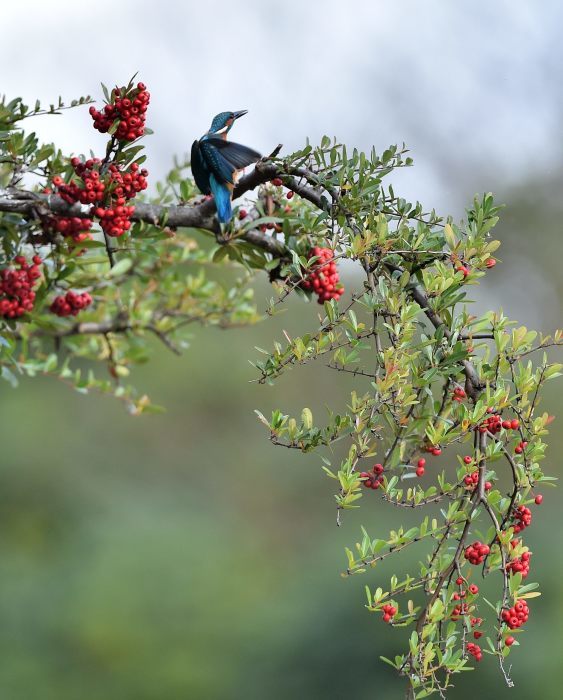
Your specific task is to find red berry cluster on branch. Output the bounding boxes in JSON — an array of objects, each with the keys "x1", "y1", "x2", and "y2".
[
  {"x1": 466, "y1": 642, "x2": 482, "y2": 662},
  {"x1": 50, "y1": 291, "x2": 92, "y2": 317},
  {"x1": 464, "y1": 541, "x2": 490, "y2": 565},
  {"x1": 43, "y1": 216, "x2": 93, "y2": 243},
  {"x1": 55, "y1": 159, "x2": 105, "y2": 205},
  {"x1": 514, "y1": 439, "x2": 528, "y2": 454},
  {"x1": 502, "y1": 418, "x2": 520, "y2": 431},
  {"x1": 463, "y1": 470, "x2": 492, "y2": 491},
  {"x1": 381, "y1": 603, "x2": 397, "y2": 623},
  {"x1": 0, "y1": 255, "x2": 42, "y2": 319},
  {"x1": 89, "y1": 82, "x2": 150, "y2": 142},
  {"x1": 360, "y1": 463, "x2": 384, "y2": 489},
  {"x1": 451, "y1": 601, "x2": 469, "y2": 620},
  {"x1": 415, "y1": 458, "x2": 426, "y2": 477},
  {"x1": 502, "y1": 600, "x2": 529, "y2": 629},
  {"x1": 92, "y1": 162, "x2": 147, "y2": 238},
  {"x1": 511, "y1": 505, "x2": 532, "y2": 533},
  {"x1": 479, "y1": 409, "x2": 502, "y2": 434},
  {"x1": 301, "y1": 246, "x2": 344, "y2": 304},
  {"x1": 506, "y1": 549, "x2": 532, "y2": 579},
  {"x1": 452, "y1": 386, "x2": 466, "y2": 402}
]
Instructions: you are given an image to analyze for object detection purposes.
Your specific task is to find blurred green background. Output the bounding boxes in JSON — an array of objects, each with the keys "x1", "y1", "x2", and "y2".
[{"x1": 2, "y1": 2, "x2": 563, "y2": 698}]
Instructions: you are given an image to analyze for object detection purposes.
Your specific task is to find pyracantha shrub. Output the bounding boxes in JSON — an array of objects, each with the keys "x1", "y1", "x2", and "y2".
[{"x1": 0, "y1": 77, "x2": 560, "y2": 698}]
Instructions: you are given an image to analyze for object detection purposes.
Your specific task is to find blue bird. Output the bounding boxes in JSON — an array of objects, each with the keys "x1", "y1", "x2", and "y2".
[{"x1": 191, "y1": 110, "x2": 261, "y2": 223}]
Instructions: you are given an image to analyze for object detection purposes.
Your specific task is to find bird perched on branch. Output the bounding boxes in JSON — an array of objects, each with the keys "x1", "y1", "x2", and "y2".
[{"x1": 191, "y1": 110, "x2": 261, "y2": 223}]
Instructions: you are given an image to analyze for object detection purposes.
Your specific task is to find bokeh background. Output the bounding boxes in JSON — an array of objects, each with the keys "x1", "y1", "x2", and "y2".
[{"x1": 1, "y1": 2, "x2": 562, "y2": 698}]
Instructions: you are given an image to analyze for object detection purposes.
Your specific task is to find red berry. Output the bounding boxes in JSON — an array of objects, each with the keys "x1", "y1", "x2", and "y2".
[
  {"x1": 534, "y1": 494, "x2": 543, "y2": 505},
  {"x1": 415, "y1": 466, "x2": 425, "y2": 477},
  {"x1": 463, "y1": 456, "x2": 472, "y2": 464},
  {"x1": 485, "y1": 258, "x2": 497, "y2": 268},
  {"x1": 271, "y1": 177, "x2": 283, "y2": 187},
  {"x1": 505, "y1": 636, "x2": 515, "y2": 646},
  {"x1": 417, "y1": 458, "x2": 426, "y2": 469},
  {"x1": 510, "y1": 419, "x2": 520, "y2": 430}
]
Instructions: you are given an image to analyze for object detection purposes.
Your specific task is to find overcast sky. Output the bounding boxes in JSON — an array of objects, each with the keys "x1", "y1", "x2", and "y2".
[{"x1": 4, "y1": 0, "x2": 562, "y2": 210}]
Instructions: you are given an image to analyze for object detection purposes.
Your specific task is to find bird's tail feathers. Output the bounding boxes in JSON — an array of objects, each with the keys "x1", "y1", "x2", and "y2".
[{"x1": 209, "y1": 174, "x2": 232, "y2": 223}]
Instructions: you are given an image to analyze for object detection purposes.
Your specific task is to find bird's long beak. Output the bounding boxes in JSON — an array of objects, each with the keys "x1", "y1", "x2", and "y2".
[{"x1": 233, "y1": 110, "x2": 248, "y2": 120}]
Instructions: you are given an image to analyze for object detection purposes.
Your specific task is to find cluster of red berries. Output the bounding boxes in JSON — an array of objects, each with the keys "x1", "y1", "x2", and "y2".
[
  {"x1": 514, "y1": 439, "x2": 528, "y2": 454},
  {"x1": 415, "y1": 458, "x2": 426, "y2": 477},
  {"x1": 360, "y1": 463, "x2": 384, "y2": 489},
  {"x1": 42, "y1": 215, "x2": 93, "y2": 243},
  {"x1": 90, "y1": 82, "x2": 150, "y2": 142},
  {"x1": 463, "y1": 469, "x2": 492, "y2": 491},
  {"x1": 50, "y1": 290, "x2": 93, "y2": 317},
  {"x1": 466, "y1": 642, "x2": 482, "y2": 662},
  {"x1": 54, "y1": 158, "x2": 106, "y2": 206},
  {"x1": 464, "y1": 541, "x2": 490, "y2": 565},
  {"x1": 502, "y1": 600, "x2": 529, "y2": 629},
  {"x1": 452, "y1": 386, "x2": 466, "y2": 402},
  {"x1": 423, "y1": 445, "x2": 442, "y2": 456},
  {"x1": 451, "y1": 579, "x2": 479, "y2": 619},
  {"x1": 502, "y1": 418, "x2": 520, "y2": 431},
  {"x1": 506, "y1": 550, "x2": 532, "y2": 579},
  {"x1": 90, "y1": 163, "x2": 147, "y2": 238},
  {"x1": 381, "y1": 603, "x2": 397, "y2": 623},
  {"x1": 478, "y1": 409, "x2": 503, "y2": 434},
  {"x1": 0, "y1": 255, "x2": 42, "y2": 319},
  {"x1": 301, "y1": 246, "x2": 344, "y2": 304},
  {"x1": 108, "y1": 161, "x2": 148, "y2": 200},
  {"x1": 471, "y1": 616, "x2": 483, "y2": 639},
  {"x1": 451, "y1": 601, "x2": 469, "y2": 620},
  {"x1": 511, "y1": 505, "x2": 532, "y2": 533}
]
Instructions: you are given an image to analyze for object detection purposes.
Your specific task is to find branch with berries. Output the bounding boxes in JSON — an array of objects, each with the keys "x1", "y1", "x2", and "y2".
[{"x1": 0, "y1": 79, "x2": 561, "y2": 697}]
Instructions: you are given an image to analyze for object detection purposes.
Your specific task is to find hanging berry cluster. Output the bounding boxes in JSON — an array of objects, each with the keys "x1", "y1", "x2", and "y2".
[
  {"x1": 42, "y1": 215, "x2": 93, "y2": 243},
  {"x1": 89, "y1": 82, "x2": 150, "y2": 142},
  {"x1": 466, "y1": 642, "x2": 483, "y2": 662},
  {"x1": 381, "y1": 603, "x2": 397, "y2": 623},
  {"x1": 511, "y1": 505, "x2": 532, "y2": 533},
  {"x1": 502, "y1": 600, "x2": 529, "y2": 630},
  {"x1": 0, "y1": 256, "x2": 42, "y2": 319},
  {"x1": 93, "y1": 162, "x2": 148, "y2": 238},
  {"x1": 50, "y1": 291, "x2": 93, "y2": 317},
  {"x1": 506, "y1": 544, "x2": 532, "y2": 579},
  {"x1": 301, "y1": 246, "x2": 344, "y2": 304},
  {"x1": 360, "y1": 463, "x2": 384, "y2": 489},
  {"x1": 464, "y1": 541, "x2": 490, "y2": 565},
  {"x1": 55, "y1": 159, "x2": 106, "y2": 205},
  {"x1": 463, "y1": 469, "x2": 492, "y2": 491}
]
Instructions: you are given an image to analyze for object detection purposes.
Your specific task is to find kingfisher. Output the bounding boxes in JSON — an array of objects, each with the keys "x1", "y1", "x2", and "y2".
[{"x1": 191, "y1": 110, "x2": 261, "y2": 223}]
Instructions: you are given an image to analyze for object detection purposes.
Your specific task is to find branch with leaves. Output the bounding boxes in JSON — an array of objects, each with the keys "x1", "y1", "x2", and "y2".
[{"x1": 0, "y1": 80, "x2": 561, "y2": 696}]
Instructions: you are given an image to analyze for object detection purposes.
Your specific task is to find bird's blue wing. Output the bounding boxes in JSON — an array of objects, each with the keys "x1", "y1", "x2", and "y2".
[
  {"x1": 206, "y1": 138, "x2": 261, "y2": 170},
  {"x1": 209, "y1": 173, "x2": 232, "y2": 223},
  {"x1": 199, "y1": 140, "x2": 235, "y2": 185},
  {"x1": 191, "y1": 140, "x2": 211, "y2": 194}
]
